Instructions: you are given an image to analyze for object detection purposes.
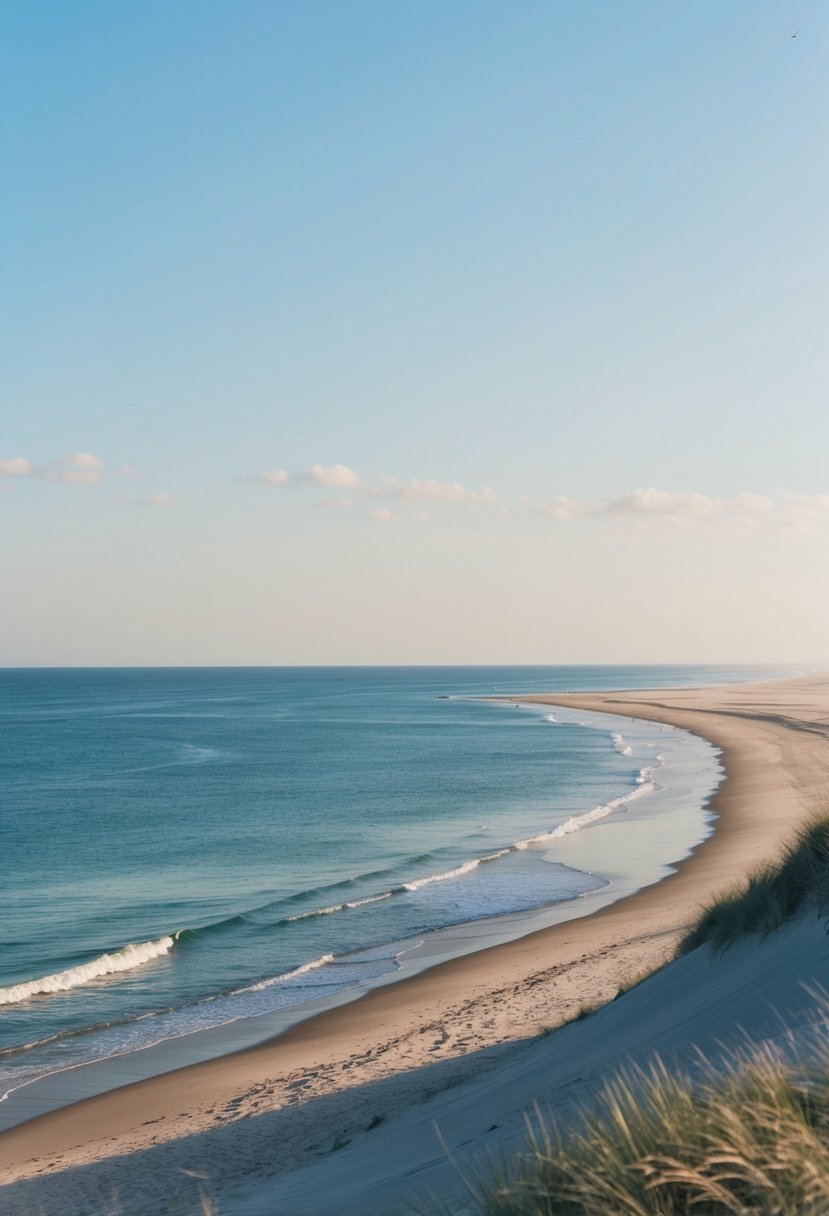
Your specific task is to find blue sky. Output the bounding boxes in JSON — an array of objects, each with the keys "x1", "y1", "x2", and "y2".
[{"x1": 2, "y1": 1, "x2": 827, "y2": 664}]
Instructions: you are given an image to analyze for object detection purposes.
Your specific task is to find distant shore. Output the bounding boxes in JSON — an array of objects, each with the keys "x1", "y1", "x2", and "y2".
[{"x1": 2, "y1": 674, "x2": 828, "y2": 1216}]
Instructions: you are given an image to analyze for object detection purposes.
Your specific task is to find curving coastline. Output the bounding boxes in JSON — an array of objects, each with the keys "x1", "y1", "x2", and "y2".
[{"x1": 2, "y1": 673, "x2": 828, "y2": 1216}]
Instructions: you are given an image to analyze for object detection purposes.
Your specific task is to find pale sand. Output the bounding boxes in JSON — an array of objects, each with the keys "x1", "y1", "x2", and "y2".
[{"x1": 3, "y1": 674, "x2": 829, "y2": 1215}]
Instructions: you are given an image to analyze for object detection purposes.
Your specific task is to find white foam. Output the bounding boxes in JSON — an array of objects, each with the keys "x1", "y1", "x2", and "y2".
[
  {"x1": 401, "y1": 857, "x2": 484, "y2": 891},
  {"x1": 515, "y1": 778, "x2": 657, "y2": 849},
  {"x1": 0, "y1": 936, "x2": 175, "y2": 1007},
  {"x1": 285, "y1": 891, "x2": 392, "y2": 922},
  {"x1": 238, "y1": 953, "x2": 336, "y2": 993},
  {"x1": 544, "y1": 713, "x2": 559, "y2": 723},
  {"x1": 611, "y1": 731, "x2": 633, "y2": 756}
]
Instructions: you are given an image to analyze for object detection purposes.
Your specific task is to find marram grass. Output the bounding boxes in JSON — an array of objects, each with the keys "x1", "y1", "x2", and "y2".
[
  {"x1": 424, "y1": 1026, "x2": 829, "y2": 1215},
  {"x1": 679, "y1": 813, "x2": 829, "y2": 954},
  {"x1": 420, "y1": 815, "x2": 829, "y2": 1216}
]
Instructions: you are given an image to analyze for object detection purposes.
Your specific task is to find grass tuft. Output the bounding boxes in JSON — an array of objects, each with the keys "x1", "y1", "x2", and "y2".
[
  {"x1": 423, "y1": 1018, "x2": 829, "y2": 1215},
  {"x1": 678, "y1": 813, "x2": 829, "y2": 955}
]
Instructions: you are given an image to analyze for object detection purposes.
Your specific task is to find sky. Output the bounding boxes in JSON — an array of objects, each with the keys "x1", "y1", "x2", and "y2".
[{"x1": 2, "y1": 0, "x2": 827, "y2": 665}]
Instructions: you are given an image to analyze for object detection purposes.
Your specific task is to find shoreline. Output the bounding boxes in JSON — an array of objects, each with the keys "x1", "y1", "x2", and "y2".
[
  {"x1": 0, "y1": 699, "x2": 719, "y2": 1127},
  {"x1": 2, "y1": 674, "x2": 829, "y2": 1212}
]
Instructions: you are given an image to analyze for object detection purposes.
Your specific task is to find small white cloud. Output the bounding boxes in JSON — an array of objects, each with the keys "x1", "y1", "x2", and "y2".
[
  {"x1": 66, "y1": 452, "x2": 103, "y2": 470},
  {"x1": 258, "y1": 469, "x2": 292, "y2": 486},
  {"x1": 0, "y1": 456, "x2": 34, "y2": 478},
  {"x1": 308, "y1": 464, "x2": 362, "y2": 488},
  {"x1": 400, "y1": 479, "x2": 469, "y2": 502},
  {"x1": 387, "y1": 478, "x2": 497, "y2": 506},
  {"x1": 536, "y1": 496, "x2": 587, "y2": 522},
  {"x1": 118, "y1": 465, "x2": 137, "y2": 478},
  {"x1": 601, "y1": 489, "x2": 721, "y2": 519},
  {"x1": 45, "y1": 453, "x2": 105, "y2": 485},
  {"x1": 148, "y1": 491, "x2": 175, "y2": 507},
  {"x1": 372, "y1": 508, "x2": 396, "y2": 522}
]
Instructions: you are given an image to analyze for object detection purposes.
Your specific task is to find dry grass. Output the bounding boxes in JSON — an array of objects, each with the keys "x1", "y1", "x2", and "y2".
[
  {"x1": 425, "y1": 1019, "x2": 829, "y2": 1215},
  {"x1": 420, "y1": 816, "x2": 829, "y2": 1215},
  {"x1": 679, "y1": 813, "x2": 829, "y2": 955}
]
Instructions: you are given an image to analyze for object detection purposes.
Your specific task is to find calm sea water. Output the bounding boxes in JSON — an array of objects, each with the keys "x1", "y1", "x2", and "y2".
[{"x1": 0, "y1": 665, "x2": 780, "y2": 1106}]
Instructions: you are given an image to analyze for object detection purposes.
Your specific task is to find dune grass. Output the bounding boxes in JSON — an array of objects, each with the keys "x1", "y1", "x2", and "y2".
[
  {"x1": 428, "y1": 1022, "x2": 829, "y2": 1215},
  {"x1": 420, "y1": 816, "x2": 829, "y2": 1215},
  {"x1": 678, "y1": 813, "x2": 829, "y2": 955}
]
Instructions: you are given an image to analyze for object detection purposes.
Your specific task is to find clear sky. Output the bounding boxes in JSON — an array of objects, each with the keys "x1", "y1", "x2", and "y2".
[{"x1": 2, "y1": 1, "x2": 827, "y2": 665}]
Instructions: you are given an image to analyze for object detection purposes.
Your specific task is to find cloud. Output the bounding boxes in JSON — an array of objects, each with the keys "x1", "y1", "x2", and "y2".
[
  {"x1": 307, "y1": 464, "x2": 362, "y2": 488},
  {"x1": 532, "y1": 495, "x2": 588, "y2": 522},
  {"x1": 523, "y1": 487, "x2": 806, "y2": 533},
  {"x1": 147, "y1": 491, "x2": 175, "y2": 507},
  {"x1": 600, "y1": 488, "x2": 722, "y2": 521},
  {"x1": 250, "y1": 462, "x2": 497, "y2": 512},
  {"x1": 0, "y1": 456, "x2": 35, "y2": 478},
  {"x1": 257, "y1": 469, "x2": 292, "y2": 486},
  {"x1": 368, "y1": 478, "x2": 496, "y2": 507},
  {"x1": 248, "y1": 464, "x2": 829, "y2": 538},
  {"x1": 45, "y1": 452, "x2": 105, "y2": 485}
]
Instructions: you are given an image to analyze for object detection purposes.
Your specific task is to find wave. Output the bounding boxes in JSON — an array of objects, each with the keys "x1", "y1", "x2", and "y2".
[
  {"x1": 611, "y1": 731, "x2": 633, "y2": 756},
  {"x1": 284, "y1": 892, "x2": 393, "y2": 922},
  {"x1": 515, "y1": 775, "x2": 657, "y2": 848},
  {"x1": 195, "y1": 767, "x2": 663, "y2": 929},
  {"x1": 399, "y1": 850, "x2": 510, "y2": 892},
  {"x1": 0, "y1": 936, "x2": 174, "y2": 1007},
  {"x1": 235, "y1": 953, "x2": 336, "y2": 994}
]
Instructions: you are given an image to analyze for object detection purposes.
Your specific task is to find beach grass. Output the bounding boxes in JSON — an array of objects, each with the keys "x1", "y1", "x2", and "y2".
[
  {"x1": 425, "y1": 1017, "x2": 829, "y2": 1215},
  {"x1": 678, "y1": 813, "x2": 829, "y2": 955}
]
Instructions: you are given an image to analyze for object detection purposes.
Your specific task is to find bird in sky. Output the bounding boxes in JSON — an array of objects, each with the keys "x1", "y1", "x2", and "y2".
[{"x1": 791, "y1": 30, "x2": 799, "y2": 38}]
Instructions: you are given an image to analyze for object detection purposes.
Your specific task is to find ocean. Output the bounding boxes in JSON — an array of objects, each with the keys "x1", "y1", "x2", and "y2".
[{"x1": 0, "y1": 665, "x2": 777, "y2": 1116}]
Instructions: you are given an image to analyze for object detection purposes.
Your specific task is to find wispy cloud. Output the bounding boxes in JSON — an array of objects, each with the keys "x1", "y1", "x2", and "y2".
[
  {"x1": 526, "y1": 487, "x2": 782, "y2": 531},
  {"x1": 778, "y1": 492, "x2": 829, "y2": 534},
  {"x1": 46, "y1": 453, "x2": 105, "y2": 485},
  {"x1": 147, "y1": 491, "x2": 175, "y2": 507},
  {"x1": 249, "y1": 465, "x2": 829, "y2": 536},
  {"x1": 0, "y1": 452, "x2": 106, "y2": 485},
  {"x1": 252, "y1": 462, "x2": 497, "y2": 510}
]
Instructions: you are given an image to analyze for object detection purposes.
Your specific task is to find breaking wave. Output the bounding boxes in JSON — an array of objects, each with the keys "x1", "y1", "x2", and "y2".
[
  {"x1": 0, "y1": 936, "x2": 175, "y2": 1007},
  {"x1": 236, "y1": 953, "x2": 336, "y2": 994}
]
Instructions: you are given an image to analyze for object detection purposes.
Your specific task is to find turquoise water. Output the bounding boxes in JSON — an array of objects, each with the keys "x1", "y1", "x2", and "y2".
[{"x1": 0, "y1": 665, "x2": 775, "y2": 1105}]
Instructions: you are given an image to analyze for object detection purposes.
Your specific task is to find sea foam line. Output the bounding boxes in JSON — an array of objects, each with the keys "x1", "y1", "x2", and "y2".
[
  {"x1": 612, "y1": 731, "x2": 633, "y2": 756},
  {"x1": 284, "y1": 770, "x2": 659, "y2": 908},
  {"x1": 0, "y1": 936, "x2": 175, "y2": 1007},
  {"x1": 284, "y1": 892, "x2": 393, "y2": 923},
  {"x1": 236, "y1": 953, "x2": 336, "y2": 994},
  {"x1": 515, "y1": 774, "x2": 657, "y2": 848}
]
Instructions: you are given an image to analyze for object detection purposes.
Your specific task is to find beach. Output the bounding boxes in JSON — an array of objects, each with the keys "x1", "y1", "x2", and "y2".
[{"x1": 3, "y1": 672, "x2": 829, "y2": 1215}]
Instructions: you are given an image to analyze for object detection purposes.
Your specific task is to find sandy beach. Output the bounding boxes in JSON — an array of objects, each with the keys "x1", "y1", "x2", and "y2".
[{"x1": 3, "y1": 673, "x2": 829, "y2": 1215}]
